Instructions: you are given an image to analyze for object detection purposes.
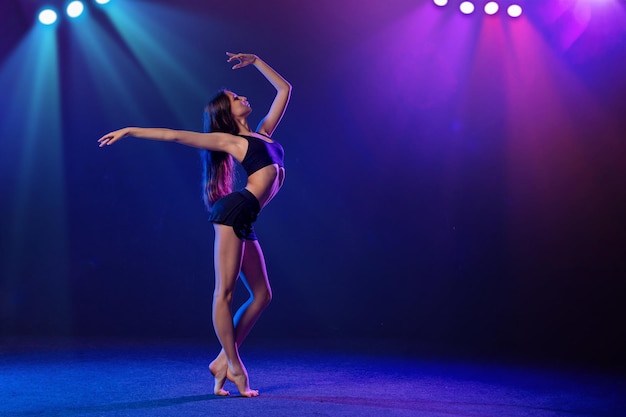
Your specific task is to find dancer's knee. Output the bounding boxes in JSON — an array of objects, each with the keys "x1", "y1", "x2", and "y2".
[
  {"x1": 213, "y1": 288, "x2": 234, "y2": 305},
  {"x1": 256, "y1": 288, "x2": 272, "y2": 309}
]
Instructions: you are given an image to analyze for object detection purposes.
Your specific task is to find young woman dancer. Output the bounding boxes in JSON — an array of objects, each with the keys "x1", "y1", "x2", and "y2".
[{"x1": 99, "y1": 52, "x2": 291, "y2": 397}]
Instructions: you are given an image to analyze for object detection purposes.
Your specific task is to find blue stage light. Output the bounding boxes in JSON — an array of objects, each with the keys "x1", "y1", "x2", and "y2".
[
  {"x1": 38, "y1": 8, "x2": 58, "y2": 25},
  {"x1": 66, "y1": 1, "x2": 85, "y2": 18}
]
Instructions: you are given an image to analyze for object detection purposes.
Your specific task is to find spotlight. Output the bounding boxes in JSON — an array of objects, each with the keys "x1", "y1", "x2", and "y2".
[
  {"x1": 460, "y1": 1, "x2": 475, "y2": 14},
  {"x1": 507, "y1": 4, "x2": 522, "y2": 17},
  {"x1": 95, "y1": 0, "x2": 111, "y2": 4},
  {"x1": 484, "y1": 1, "x2": 499, "y2": 15},
  {"x1": 66, "y1": 1, "x2": 85, "y2": 18},
  {"x1": 433, "y1": 0, "x2": 448, "y2": 6},
  {"x1": 38, "y1": 8, "x2": 58, "y2": 25}
]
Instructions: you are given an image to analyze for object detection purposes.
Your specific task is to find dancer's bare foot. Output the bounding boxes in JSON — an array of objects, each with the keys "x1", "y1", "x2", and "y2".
[
  {"x1": 209, "y1": 357, "x2": 229, "y2": 396},
  {"x1": 227, "y1": 366, "x2": 259, "y2": 397}
]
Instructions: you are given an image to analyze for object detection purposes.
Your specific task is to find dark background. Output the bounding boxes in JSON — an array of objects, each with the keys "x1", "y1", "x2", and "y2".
[{"x1": 1, "y1": 0, "x2": 625, "y2": 370}]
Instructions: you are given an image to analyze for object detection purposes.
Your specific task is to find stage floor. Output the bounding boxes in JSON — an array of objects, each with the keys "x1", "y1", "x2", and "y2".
[{"x1": 1, "y1": 339, "x2": 624, "y2": 417}]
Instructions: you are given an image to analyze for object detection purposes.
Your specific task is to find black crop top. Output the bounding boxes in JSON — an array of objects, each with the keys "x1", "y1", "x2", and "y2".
[{"x1": 238, "y1": 134, "x2": 285, "y2": 176}]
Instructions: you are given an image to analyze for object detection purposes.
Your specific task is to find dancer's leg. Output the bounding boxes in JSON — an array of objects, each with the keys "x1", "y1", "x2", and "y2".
[
  {"x1": 211, "y1": 239, "x2": 271, "y2": 395},
  {"x1": 210, "y1": 224, "x2": 258, "y2": 397},
  {"x1": 235, "y1": 239, "x2": 273, "y2": 341}
]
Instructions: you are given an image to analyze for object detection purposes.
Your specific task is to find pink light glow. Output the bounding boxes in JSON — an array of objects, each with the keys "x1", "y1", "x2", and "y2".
[
  {"x1": 538, "y1": 0, "x2": 626, "y2": 58},
  {"x1": 499, "y1": 17, "x2": 620, "y2": 255}
]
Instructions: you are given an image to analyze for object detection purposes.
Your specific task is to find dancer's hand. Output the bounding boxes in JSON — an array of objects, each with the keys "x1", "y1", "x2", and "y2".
[
  {"x1": 226, "y1": 52, "x2": 257, "y2": 69},
  {"x1": 98, "y1": 127, "x2": 130, "y2": 147}
]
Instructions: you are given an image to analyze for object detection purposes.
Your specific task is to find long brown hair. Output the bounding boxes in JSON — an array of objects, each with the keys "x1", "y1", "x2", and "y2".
[{"x1": 201, "y1": 89, "x2": 237, "y2": 210}]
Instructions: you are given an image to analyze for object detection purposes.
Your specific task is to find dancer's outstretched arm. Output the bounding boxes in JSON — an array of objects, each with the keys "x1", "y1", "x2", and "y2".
[{"x1": 98, "y1": 127, "x2": 235, "y2": 151}]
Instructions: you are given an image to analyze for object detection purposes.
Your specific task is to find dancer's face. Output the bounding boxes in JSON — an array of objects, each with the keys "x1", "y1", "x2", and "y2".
[{"x1": 226, "y1": 91, "x2": 252, "y2": 118}]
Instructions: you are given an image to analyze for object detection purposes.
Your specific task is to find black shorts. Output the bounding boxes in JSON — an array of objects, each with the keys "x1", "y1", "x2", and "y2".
[{"x1": 208, "y1": 189, "x2": 260, "y2": 240}]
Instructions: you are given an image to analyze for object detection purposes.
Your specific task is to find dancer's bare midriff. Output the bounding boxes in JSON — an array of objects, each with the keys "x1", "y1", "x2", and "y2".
[{"x1": 245, "y1": 164, "x2": 285, "y2": 209}]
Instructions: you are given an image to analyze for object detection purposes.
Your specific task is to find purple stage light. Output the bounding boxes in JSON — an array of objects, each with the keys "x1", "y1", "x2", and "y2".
[
  {"x1": 430, "y1": 0, "x2": 523, "y2": 18},
  {"x1": 460, "y1": 1, "x2": 475, "y2": 14},
  {"x1": 507, "y1": 4, "x2": 522, "y2": 18},
  {"x1": 485, "y1": 1, "x2": 499, "y2": 15}
]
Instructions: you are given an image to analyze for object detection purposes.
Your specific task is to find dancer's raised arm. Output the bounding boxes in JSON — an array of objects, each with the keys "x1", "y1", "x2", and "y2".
[
  {"x1": 226, "y1": 52, "x2": 291, "y2": 137},
  {"x1": 98, "y1": 127, "x2": 235, "y2": 151}
]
